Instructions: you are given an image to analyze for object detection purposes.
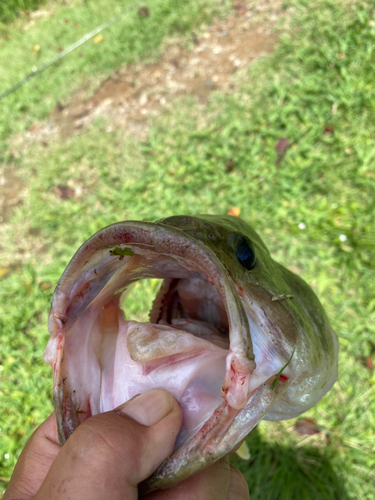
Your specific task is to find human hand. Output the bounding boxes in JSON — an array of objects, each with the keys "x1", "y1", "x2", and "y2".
[{"x1": 4, "y1": 389, "x2": 249, "y2": 499}]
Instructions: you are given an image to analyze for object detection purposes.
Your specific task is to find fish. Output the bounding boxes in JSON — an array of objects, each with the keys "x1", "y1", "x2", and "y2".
[{"x1": 43, "y1": 215, "x2": 338, "y2": 493}]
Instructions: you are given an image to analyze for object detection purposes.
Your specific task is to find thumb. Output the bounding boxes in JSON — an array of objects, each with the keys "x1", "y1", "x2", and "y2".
[{"x1": 35, "y1": 389, "x2": 182, "y2": 500}]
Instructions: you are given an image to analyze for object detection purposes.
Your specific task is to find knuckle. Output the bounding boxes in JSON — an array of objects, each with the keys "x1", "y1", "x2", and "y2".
[{"x1": 71, "y1": 411, "x2": 145, "y2": 461}]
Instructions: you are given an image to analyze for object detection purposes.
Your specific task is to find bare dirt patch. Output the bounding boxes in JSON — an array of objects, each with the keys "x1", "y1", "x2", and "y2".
[
  {"x1": 2, "y1": 0, "x2": 290, "y2": 265},
  {"x1": 14, "y1": 0, "x2": 288, "y2": 147},
  {"x1": 0, "y1": 168, "x2": 26, "y2": 223}
]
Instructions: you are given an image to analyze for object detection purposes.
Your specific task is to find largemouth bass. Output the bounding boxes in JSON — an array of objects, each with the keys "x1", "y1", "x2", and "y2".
[{"x1": 43, "y1": 215, "x2": 338, "y2": 493}]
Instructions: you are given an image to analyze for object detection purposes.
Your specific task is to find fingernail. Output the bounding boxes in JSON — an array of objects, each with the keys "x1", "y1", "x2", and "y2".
[{"x1": 118, "y1": 389, "x2": 175, "y2": 426}]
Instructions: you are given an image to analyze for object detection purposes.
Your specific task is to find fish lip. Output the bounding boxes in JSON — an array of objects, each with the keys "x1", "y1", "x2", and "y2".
[{"x1": 46, "y1": 220, "x2": 256, "y2": 444}]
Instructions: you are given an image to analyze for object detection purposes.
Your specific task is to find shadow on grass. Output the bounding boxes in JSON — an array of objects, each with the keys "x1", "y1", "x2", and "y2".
[{"x1": 230, "y1": 426, "x2": 350, "y2": 500}]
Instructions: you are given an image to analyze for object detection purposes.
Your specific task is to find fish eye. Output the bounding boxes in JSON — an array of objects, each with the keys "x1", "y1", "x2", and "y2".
[{"x1": 235, "y1": 236, "x2": 256, "y2": 270}]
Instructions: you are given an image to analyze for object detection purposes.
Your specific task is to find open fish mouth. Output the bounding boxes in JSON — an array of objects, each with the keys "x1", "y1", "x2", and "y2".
[{"x1": 44, "y1": 216, "x2": 338, "y2": 492}]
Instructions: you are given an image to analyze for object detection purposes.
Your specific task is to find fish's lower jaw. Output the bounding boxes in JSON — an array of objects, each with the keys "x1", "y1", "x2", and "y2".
[
  {"x1": 221, "y1": 352, "x2": 255, "y2": 410},
  {"x1": 140, "y1": 379, "x2": 289, "y2": 494}
]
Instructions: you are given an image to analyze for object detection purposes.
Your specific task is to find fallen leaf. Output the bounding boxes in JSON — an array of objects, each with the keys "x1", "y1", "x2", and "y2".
[
  {"x1": 324, "y1": 125, "x2": 334, "y2": 134},
  {"x1": 340, "y1": 244, "x2": 354, "y2": 253},
  {"x1": 232, "y1": 2, "x2": 247, "y2": 14},
  {"x1": 33, "y1": 44, "x2": 40, "y2": 53},
  {"x1": 39, "y1": 282, "x2": 52, "y2": 290},
  {"x1": 138, "y1": 6, "x2": 150, "y2": 17},
  {"x1": 227, "y1": 207, "x2": 241, "y2": 217},
  {"x1": 93, "y1": 34, "x2": 103, "y2": 44},
  {"x1": 235, "y1": 441, "x2": 250, "y2": 460},
  {"x1": 295, "y1": 418, "x2": 321, "y2": 435},
  {"x1": 225, "y1": 158, "x2": 235, "y2": 172},
  {"x1": 275, "y1": 137, "x2": 290, "y2": 165},
  {"x1": 29, "y1": 123, "x2": 40, "y2": 132},
  {"x1": 275, "y1": 137, "x2": 289, "y2": 155},
  {"x1": 52, "y1": 185, "x2": 75, "y2": 200},
  {"x1": 0, "y1": 268, "x2": 10, "y2": 279},
  {"x1": 365, "y1": 357, "x2": 374, "y2": 370}
]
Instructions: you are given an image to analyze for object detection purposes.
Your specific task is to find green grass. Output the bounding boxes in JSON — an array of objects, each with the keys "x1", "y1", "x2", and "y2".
[
  {"x1": 0, "y1": 0, "x2": 47, "y2": 25},
  {"x1": 0, "y1": 0, "x2": 231, "y2": 143},
  {"x1": 1, "y1": 0, "x2": 375, "y2": 498}
]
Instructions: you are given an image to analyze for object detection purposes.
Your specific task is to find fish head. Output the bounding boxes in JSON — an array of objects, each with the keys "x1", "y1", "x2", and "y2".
[{"x1": 43, "y1": 215, "x2": 338, "y2": 492}]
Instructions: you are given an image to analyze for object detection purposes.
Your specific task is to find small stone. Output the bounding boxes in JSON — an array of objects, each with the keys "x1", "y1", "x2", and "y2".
[{"x1": 139, "y1": 92, "x2": 148, "y2": 106}]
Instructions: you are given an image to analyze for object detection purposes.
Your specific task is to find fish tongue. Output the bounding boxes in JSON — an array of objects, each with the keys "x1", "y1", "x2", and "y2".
[{"x1": 126, "y1": 321, "x2": 221, "y2": 363}]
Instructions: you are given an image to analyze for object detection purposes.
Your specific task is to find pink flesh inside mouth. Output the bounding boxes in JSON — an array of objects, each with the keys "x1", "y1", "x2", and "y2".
[{"x1": 58, "y1": 251, "x2": 235, "y2": 450}]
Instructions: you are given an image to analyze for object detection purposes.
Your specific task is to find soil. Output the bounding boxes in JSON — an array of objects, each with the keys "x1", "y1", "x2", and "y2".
[
  {"x1": 18, "y1": 0, "x2": 286, "y2": 144},
  {"x1": 0, "y1": 168, "x2": 26, "y2": 223},
  {"x1": 1, "y1": 0, "x2": 289, "y2": 223}
]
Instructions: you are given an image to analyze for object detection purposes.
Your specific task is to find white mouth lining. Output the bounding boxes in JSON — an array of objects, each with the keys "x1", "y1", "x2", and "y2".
[{"x1": 62, "y1": 250, "x2": 232, "y2": 449}]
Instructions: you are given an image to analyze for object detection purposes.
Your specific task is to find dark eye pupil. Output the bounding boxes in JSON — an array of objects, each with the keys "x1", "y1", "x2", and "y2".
[{"x1": 235, "y1": 237, "x2": 256, "y2": 270}]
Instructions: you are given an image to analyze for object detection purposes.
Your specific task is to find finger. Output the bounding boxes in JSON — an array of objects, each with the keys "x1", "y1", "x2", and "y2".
[
  {"x1": 3, "y1": 412, "x2": 61, "y2": 500},
  {"x1": 145, "y1": 456, "x2": 231, "y2": 500},
  {"x1": 34, "y1": 389, "x2": 182, "y2": 500},
  {"x1": 227, "y1": 465, "x2": 249, "y2": 500}
]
